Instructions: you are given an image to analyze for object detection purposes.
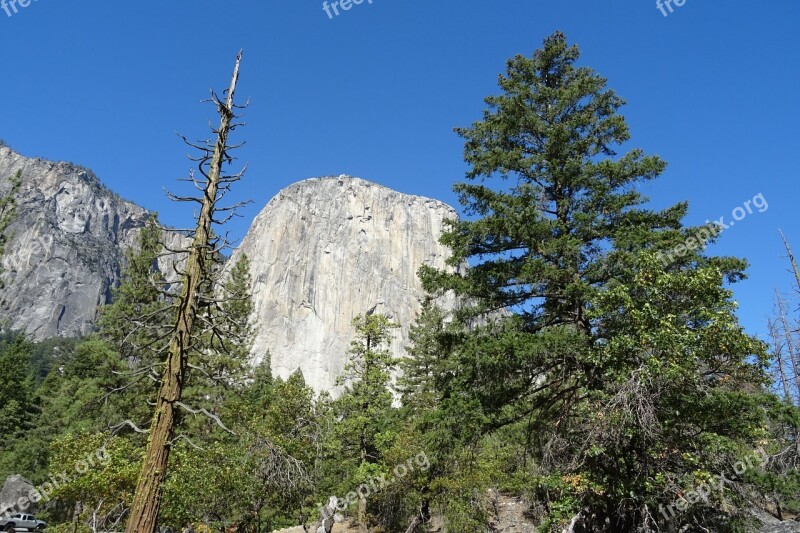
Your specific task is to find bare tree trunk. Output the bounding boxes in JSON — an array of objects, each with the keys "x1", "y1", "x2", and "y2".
[
  {"x1": 780, "y1": 229, "x2": 800, "y2": 293},
  {"x1": 768, "y1": 315, "x2": 793, "y2": 402},
  {"x1": 775, "y1": 294, "x2": 800, "y2": 402},
  {"x1": 125, "y1": 52, "x2": 243, "y2": 533},
  {"x1": 779, "y1": 230, "x2": 800, "y2": 402},
  {"x1": 358, "y1": 496, "x2": 368, "y2": 533},
  {"x1": 778, "y1": 231, "x2": 800, "y2": 462},
  {"x1": 358, "y1": 445, "x2": 368, "y2": 533}
]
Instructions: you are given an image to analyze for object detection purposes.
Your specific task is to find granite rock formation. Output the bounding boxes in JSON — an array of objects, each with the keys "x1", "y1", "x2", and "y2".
[
  {"x1": 0, "y1": 146, "x2": 182, "y2": 338},
  {"x1": 1, "y1": 147, "x2": 461, "y2": 394},
  {"x1": 231, "y1": 176, "x2": 460, "y2": 393}
]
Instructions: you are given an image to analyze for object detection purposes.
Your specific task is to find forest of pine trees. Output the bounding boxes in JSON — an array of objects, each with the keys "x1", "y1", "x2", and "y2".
[{"x1": 0, "y1": 34, "x2": 798, "y2": 532}]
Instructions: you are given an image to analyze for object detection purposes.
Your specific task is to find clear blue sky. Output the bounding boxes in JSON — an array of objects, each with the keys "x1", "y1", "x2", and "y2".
[{"x1": 1, "y1": 0, "x2": 798, "y2": 339}]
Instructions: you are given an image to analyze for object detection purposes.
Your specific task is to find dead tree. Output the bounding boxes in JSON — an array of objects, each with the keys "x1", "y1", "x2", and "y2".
[
  {"x1": 768, "y1": 308, "x2": 793, "y2": 403},
  {"x1": 774, "y1": 294, "x2": 800, "y2": 404},
  {"x1": 125, "y1": 51, "x2": 247, "y2": 533},
  {"x1": 778, "y1": 230, "x2": 800, "y2": 403},
  {"x1": 780, "y1": 229, "x2": 800, "y2": 294}
]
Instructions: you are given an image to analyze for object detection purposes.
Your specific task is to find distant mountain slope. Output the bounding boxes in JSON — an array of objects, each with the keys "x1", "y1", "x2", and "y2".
[{"x1": 0, "y1": 146, "x2": 182, "y2": 338}]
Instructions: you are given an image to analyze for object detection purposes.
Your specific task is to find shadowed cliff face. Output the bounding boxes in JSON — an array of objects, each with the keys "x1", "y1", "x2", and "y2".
[
  {"x1": 231, "y1": 176, "x2": 461, "y2": 394},
  {"x1": 0, "y1": 147, "x2": 184, "y2": 339}
]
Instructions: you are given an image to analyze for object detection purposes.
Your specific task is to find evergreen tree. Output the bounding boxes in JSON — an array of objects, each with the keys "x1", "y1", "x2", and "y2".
[
  {"x1": 98, "y1": 216, "x2": 171, "y2": 374},
  {"x1": 334, "y1": 313, "x2": 399, "y2": 532},
  {"x1": 184, "y1": 254, "x2": 255, "y2": 427},
  {"x1": 0, "y1": 335, "x2": 35, "y2": 441},
  {"x1": 3, "y1": 339, "x2": 132, "y2": 482},
  {"x1": 0, "y1": 335, "x2": 51, "y2": 483},
  {"x1": 416, "y1": 32, "x2": 770, "y2": 531},
  {"x1": 398, "y1": 298, "x2": 454, "y2": 413},
  {"x1": 90, "y1": 216, "x2": 174, "y2": 428}
]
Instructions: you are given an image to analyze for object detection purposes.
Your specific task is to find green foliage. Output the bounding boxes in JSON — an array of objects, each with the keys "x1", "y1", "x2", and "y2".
[
  {"x1": 183, "y1": 254, "x2": 255, "y2": 435},
  {"x1": 45, "y1": 432, "x2": 141, "y2": 528},
  {"x1": 28, "y1": 337, "x2": 79, "y2": 385},
  {"x1": 412, "y1": 31, "x2": 773, "y2": 531},
  {"x1": 0, "y1": 31, "x2": 792, "y2": 533},
  {"x1": 161, "y1": 440, "x2": 250, "y2": 529},
  {"x1": 325, "y1": 314, "x2": 400, "y2": 526},
  {"x1": 0, "y1": 334, "x2": 35, "y2": 440},
  {"x1": 398, "y1": 298, "x2": 458, "y2": 414},
  {"x1": 98, "y1": 216, "x2": 170, "y2": 370},
  {"x1": 334, "y1": 314, "x2": 399, "y2": 465}
]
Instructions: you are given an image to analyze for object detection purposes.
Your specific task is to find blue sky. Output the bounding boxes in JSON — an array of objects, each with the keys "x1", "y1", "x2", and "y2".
[{"x1": 1, "y1": 0, "x2": 798, "y2": 338}]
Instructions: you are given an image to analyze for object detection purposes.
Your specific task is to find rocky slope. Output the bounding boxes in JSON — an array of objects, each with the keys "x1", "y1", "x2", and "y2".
[
  {"x1": 231, "y1": 176, "x2": 460, "y2": 393},
  {"x1": 0, "y1": 146, "x2": 182, "y2": 339}
]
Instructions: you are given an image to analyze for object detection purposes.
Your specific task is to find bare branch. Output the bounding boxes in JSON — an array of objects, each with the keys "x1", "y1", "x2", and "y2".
[{"x1": 175, "y1": 401, "x2": 237, "y2": 435}]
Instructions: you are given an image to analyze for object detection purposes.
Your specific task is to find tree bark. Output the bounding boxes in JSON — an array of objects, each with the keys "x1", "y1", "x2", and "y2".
[{"x1": 125, "y1": 52, "x2": 243, "y2": 533}]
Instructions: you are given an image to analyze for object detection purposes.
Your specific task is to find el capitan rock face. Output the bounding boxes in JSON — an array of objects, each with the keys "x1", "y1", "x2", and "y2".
[{"x1": 231, "y1": 176, "x2": 460, "y2": 393}]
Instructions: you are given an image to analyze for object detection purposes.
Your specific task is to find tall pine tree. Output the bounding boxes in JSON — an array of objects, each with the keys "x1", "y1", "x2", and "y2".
[
  {"x1": 415, "y1": 32, "x2": 769, "y2": 531},
  {"x1": 334, "y1": 313, "x2": 399, "y2": 533}
]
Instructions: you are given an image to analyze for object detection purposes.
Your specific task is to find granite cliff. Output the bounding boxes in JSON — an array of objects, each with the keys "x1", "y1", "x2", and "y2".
[
  {"x1": 231, "y1": 176, "x2": 460, "y2": 392},
  {"x1": 0, "y1": 148, "x2": 460, "y2": 393},
  {"x1": 0, "y1": 146, "x2": 183, "y2": 338}
]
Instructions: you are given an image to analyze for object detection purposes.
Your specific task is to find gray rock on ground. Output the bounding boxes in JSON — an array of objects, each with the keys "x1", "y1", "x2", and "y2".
[{"x1": 0, "y1": 474, "x2": 37, "y2": 515}]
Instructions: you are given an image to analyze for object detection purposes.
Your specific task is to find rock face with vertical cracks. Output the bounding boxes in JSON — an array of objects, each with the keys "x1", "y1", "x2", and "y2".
[
  {"x1": 231, "y1": 176, "x2": 460, "y2": 394},
  {"x1": 0, "y1": 146, "x2": 184, "y2": 339}
]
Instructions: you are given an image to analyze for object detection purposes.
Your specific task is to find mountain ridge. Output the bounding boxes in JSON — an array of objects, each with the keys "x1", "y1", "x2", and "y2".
[{"x1": 0, "y1": 148, "x2": 460, "y2": 393}]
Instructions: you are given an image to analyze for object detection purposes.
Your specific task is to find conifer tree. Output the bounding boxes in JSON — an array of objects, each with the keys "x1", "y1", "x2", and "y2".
[
  {"x1": 97, "y1": 216, "x2": 173, "y2": 422},
  {"x1": 98, "y1": 216, "x2": 171, "y2": 362},
  {"x1": 183, "y1": 254, "x2": 255, "y2": 434},
  {"x1": 398, "y1": 298, "x2": 458, "y2": 414},
  {"x1": 416, "y1": 32, "x2": 770, "y2": 530},
  {"x1": 335, "y1": 313, "x2": 399, "y2": 533},
  {"x1": 126, "y1": 51, "x2": 249, "y2": 533},
  {"x1": 0, "y1": 336, "x2": 35, "y2": 440}
]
